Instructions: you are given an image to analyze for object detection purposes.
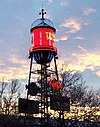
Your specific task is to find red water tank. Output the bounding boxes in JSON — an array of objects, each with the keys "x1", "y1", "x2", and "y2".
[{"x1": 29, "y1": 10, "x2": 58, "y2": 64}]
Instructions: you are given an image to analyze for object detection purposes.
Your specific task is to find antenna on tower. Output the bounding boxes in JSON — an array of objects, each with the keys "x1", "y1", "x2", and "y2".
[
  {"x1": 42, "y1": 3, "x2": 43, "y2": 9},
  {"x1": 39, "y1": 5, "x2": 46, "y2": 19}
]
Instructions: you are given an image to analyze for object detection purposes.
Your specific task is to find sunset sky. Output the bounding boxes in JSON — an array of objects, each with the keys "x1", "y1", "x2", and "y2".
[{"x1": 0, "y1": 0, "x2": 100, "y2": 90}]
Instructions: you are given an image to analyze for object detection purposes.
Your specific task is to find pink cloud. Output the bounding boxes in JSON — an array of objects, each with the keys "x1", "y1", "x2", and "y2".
[
  {"x1": 82, "y1": 7, "x2": 96, "y2": 16},
  {"x1": 60, "y1": 18, "x2": 81, "y2": 33}
]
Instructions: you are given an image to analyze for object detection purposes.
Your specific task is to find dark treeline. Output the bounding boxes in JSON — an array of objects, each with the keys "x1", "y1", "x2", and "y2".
[{"x1": 0, "y1": 71, "x2": 100, "y2": 127}]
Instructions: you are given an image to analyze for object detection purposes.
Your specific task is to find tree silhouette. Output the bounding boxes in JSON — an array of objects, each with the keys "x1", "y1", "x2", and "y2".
[
  {"x1": 60, "y1": 71, "x2": 100, "y2": 123},
  {"x1": 0, "y1": 79, "x2": 21, "y2": 115}
]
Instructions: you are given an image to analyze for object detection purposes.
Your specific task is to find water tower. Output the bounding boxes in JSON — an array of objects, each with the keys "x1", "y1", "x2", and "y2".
[
  {"x1": 18, "y1": 8, "x2": 70, "y2": 127},
  {"x1": 27, "y1": 8, "x2": 59, "y2": 122}
]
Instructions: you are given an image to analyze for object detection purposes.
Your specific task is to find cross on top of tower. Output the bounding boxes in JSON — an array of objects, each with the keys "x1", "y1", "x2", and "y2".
[{"x1": 39, "y1": 8, "x2": 46, "y2": 19}]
